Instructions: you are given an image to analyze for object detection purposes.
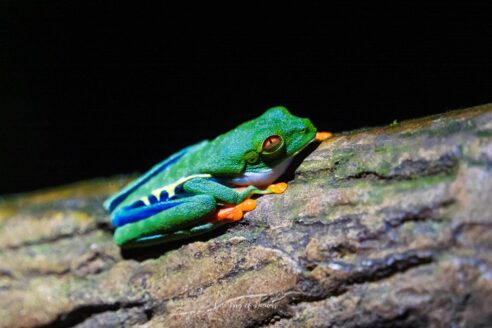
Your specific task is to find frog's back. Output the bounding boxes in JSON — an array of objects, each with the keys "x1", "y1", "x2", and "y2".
[{"x1": 104, "y1": 140, "x2": 210, "y2": 212}]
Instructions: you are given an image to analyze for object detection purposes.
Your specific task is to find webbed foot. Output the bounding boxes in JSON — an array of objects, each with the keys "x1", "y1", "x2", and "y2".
[
  {"x1": 214, "y1": 199, "x2": 257, "y2": 222},
  {"x1": 266, "y1": 182, "x2": 288, "y2": 194}
]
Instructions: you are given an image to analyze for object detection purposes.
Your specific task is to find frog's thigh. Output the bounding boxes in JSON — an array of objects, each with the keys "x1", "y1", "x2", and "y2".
[
  {"x1": 114, "y1": 194, "x2": 216, "y2": 246},
  {"x1": 183, "y1": 178, "x2": 243, "y2": 204}
]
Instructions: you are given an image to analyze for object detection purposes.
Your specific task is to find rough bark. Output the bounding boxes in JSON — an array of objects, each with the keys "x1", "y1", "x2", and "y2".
[{"x1": 1, "y1": 104, "x2": 492, "y2": 328}]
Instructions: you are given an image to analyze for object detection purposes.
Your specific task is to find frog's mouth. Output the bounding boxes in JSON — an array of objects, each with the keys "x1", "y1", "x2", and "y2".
[{"x1": 289, "y1": 130, "x2": 322, "y2": 157}]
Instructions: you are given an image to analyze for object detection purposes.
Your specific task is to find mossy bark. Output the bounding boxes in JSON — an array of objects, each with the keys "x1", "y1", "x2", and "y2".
[{"x1": 1, "y1": 104, "x2": 492, "y2": 327}]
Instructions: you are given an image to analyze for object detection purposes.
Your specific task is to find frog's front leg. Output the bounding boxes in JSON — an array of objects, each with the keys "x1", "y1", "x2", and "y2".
[
  {"x1": 113, "y1": 194, "x2": 217, "y2": 247},
  {"x1": 183, "y1": 178, "x2": 288, "y2": 221},
  {"x1": 212, "y1": 183, "x2": 288, "y2": 221},
  {"x1": 183, "y1": 178, "x2": 287, "y2": 204}
]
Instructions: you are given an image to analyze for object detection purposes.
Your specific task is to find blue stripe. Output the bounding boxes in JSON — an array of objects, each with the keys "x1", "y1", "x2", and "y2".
[
  {"x1": 104, "y1": 141, "x2": 206, "y2": 212},
  {"x1": 111, "y1": 199, "x2": 182, "y2": 227}
]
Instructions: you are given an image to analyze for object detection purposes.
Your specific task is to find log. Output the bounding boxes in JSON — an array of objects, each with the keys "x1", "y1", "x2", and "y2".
[{"x1": 1, "y1": 103, "x2": 492, "y2": 328}]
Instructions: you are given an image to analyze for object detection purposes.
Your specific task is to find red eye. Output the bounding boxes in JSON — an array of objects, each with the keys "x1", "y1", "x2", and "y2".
[{"x1": 262, "y1": 135, "x2": 283, "y2": 153}]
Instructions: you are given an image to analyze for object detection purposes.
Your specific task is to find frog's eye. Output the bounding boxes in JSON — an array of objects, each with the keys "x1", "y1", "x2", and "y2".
[{"x1": 262, "y1": 135, "x2": 283, "y2": 154}]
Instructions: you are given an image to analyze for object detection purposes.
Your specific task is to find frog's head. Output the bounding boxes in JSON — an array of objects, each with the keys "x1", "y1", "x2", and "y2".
[
  {"x1": 208, "y1": 106, "x2": 318, "y2": 186},
  {"x1": 248, "y1": 106, "x2": 317, "y2": 162}
]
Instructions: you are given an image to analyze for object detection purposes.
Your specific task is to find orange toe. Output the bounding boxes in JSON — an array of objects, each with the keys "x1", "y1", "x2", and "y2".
[
  {"x1": 238, "y1": 199, "x2": 256, "y2": 212},
  {"x1": 215, "y1": 199, "x2": 257, "y2": 222},
  {"x1": 315, "y1": 131, "x2": 333, "y2": 141},
  {"x1": 268, "y1": 182, "x2": 288, "y2": 194}
]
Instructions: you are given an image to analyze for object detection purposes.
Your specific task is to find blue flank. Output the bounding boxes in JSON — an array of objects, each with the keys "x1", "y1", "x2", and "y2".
[
  {"x1": 104, "y1": 141, "x2": 206, "y2": 212},
  {"x1": 112, "y1": 198, "x2": 182, "y2": 227}
]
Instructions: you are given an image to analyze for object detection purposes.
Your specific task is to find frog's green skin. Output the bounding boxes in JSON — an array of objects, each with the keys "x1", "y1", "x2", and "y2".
[{"x1": 104, "y1": 107, "x2": 317, "y2": 247}]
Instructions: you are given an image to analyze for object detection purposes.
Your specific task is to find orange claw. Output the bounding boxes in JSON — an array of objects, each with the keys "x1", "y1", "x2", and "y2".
[
  {"x1": 315, "y1": 131, "x2": 333, "y2": 141},
  {"x1": 214, "y1": 199, "x2": 257, "y2": 222},
  {"x1": 267, "y1": 182, "x2": 288, "y2": 194}
]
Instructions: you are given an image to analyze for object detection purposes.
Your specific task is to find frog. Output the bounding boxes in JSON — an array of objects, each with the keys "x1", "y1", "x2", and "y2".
[{"x1": 104, "y1": 106, "x2": 331, "y2": 248}]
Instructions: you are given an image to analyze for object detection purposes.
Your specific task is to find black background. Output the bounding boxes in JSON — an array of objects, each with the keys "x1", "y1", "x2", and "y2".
[{"x1": 2, "y1": 2, "x2": 492, "y2": 194}]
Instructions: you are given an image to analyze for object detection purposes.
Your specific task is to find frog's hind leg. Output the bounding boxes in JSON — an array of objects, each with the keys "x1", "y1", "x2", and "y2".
[
  {"x1": 125, "y1": 221, "x2": 229, "y2": 248},
  {"x1": 114, "y1": 194, "x2": 216, "y2": 247}
]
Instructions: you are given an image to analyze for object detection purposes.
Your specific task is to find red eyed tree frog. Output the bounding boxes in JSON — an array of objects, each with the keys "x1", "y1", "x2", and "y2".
[{"x1": 104, "y1": 106, "x2": 331, "y2": 248}]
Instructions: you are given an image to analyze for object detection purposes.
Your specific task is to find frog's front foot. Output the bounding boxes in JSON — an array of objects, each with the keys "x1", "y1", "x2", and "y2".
[
  {"x1": 315, "y1": 131, "x2": 333, "y2": 141},
  {"x1": 214, "y1": 199, "x2": 257, "y2": 222},
  {"x1": 266, "y1": 182, "x2": 288, "y2": 194}
]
